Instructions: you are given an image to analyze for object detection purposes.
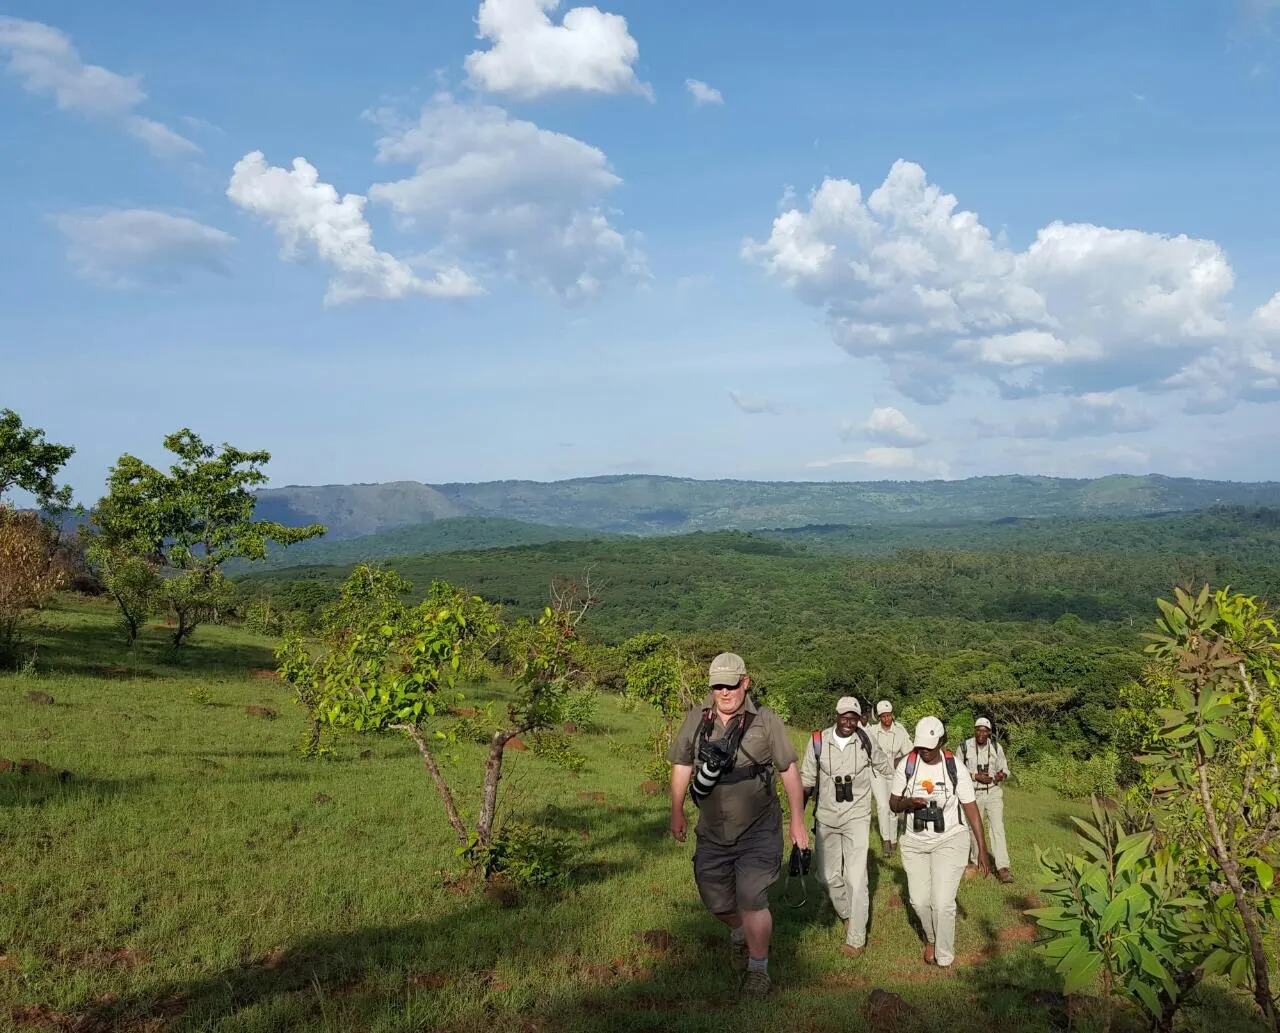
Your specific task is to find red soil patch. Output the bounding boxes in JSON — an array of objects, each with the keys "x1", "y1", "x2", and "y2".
[
  {"x1": 76, "y1": 947, "x2": 148, "y2": 970},
  {"x1": 999, "y1": 923, "x2": 1037, "y2": 943},
  {"x1": 639, "y1": 929, "x2": 672, "y2": 953},
  {"x1": 249, "y1": 669, "x2": 279, "y2": 680},
  {"x1": 577, "y1": 791, "x2": 606, "y2": 804},
  {"x1": 640, "y1": 780, "x2": 661, "y2": 795},
  {"x1": 452, "y1": 707, "x2": 478, "y2": 718},
  {"x1": 506, "y1": 737, "x2": 528, "y2": 751},
  {"x1": 244, "y1": 705, "x2": 277, "y2": 719},
  {"x1": 409, "y1": 971, "x2": 454, "y2": 990}
]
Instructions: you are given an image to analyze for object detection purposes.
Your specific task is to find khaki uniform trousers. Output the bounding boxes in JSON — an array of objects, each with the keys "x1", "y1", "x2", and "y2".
[
  {"x1": 870, "y1": 773, "x2": 900, "y2": 845},
  {"x1": 968, "y1": 788, "x2": 1010, "y2": 870},
  {"x1": 899, "y1": 830, "x2": 970, "y2": 967},
  {"x1": 814, "y1": 818, "x2": 871, "y2": 948}
]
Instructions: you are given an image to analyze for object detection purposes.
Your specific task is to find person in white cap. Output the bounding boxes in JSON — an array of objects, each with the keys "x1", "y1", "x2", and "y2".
[
  {"x1": 800, "y1": 697, "x2": 894, "y2": 958},
  {"x1": 868, "y1": 700, "x2": 913, "y2": 858},
  {"x1": 962, "y1": 718, "x2": 1013, "y2": 883},
  {"x1": 890, "y1": 716, "x2": 990, "y2": 968}
]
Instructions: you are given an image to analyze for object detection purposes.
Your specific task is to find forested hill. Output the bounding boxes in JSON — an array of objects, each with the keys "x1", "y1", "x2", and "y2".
[{"x1": 253, "y1": 473, "x2": 1280, "y2": 541}]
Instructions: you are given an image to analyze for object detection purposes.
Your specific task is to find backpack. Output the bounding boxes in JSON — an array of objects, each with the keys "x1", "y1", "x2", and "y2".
[
  {"x1": 902, "y1": 749, "x2": 964, "y2": 826},
  {"x1": 809, "y1": 727, "x2": 872, "y2": 805}
]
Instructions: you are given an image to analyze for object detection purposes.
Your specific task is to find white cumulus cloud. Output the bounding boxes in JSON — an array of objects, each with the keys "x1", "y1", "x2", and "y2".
[
  {"x1": 54, "y1": 209, "x2": 235, "y2": 287},
  {"x1": 0, "y1": 17, "x2": 197, "y2": 156},
  {"x1": 727, "y1": 389, "x2": 779, "y2": 415},
  {"x1": 744, "y1": 160, "x2": 1235, "y2": 406},
  {"x1": 841, "y1": 406, "x2": 929, "y2": 446},
  {"x1": 368, "y1": 94, "x2": 645, "y2": 301},
  {"x1": 227, "y1": 151, "x2": 481, "y2": 306},
  {"x1": 685, "y1": 79, "x2": 723, "y2": 105},
  {"x1": 464, "y1": 0, "x2": 650, "y2": 100},
  {"x1": 807, "y1": 446, "x2": 950, "y2": 478}
]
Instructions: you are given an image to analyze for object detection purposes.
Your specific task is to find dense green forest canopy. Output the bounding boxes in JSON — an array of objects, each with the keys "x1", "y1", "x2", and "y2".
[{"x1": 236, "y1": 506, "x2": 1280, "y2": 763}]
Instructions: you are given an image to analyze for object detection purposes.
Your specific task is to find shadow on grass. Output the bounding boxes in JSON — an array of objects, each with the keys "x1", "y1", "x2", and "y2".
[
  {"x1": 0, "y1": 771, "x2": 156, "y2": 808},
  {"x1": 28, "y1": 614, "x2": 277, "y2": 681}
]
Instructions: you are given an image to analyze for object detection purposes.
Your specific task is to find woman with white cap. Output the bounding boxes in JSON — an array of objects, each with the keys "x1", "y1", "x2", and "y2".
[
  {"x1": 868, "y1": 700, "x2": 912, "y2": 858},
  {"x1": 961, "y1": 717, "x2": 1013, "y2": 883},
  {"x1": 889, "y1": 716, "x2": 991, "y2": 968}
]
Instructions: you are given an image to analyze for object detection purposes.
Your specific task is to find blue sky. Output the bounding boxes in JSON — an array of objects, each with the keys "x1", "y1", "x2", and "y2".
[{"x1": 4, "y1": 0, "x2": 1280, "y2": 502}]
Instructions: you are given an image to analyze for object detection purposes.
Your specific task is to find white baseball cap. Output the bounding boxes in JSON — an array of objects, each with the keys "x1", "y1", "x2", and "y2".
[
  {"x1": 913, "y1": 716, "x2": 945, "y2": 749},
  {"x1": 836, "y1": 696, "x2": 861, "y2": 715},
  {"x1": 874, "y1": 700, "x2": 893, "y2": 717},
  {"x1": 975, "y1": 718, "x2": 992, "y2": 730}
]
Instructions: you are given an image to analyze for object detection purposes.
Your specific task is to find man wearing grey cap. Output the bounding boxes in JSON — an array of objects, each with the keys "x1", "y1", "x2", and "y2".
[
  {"x1": 668, "y1": 652, "x2": 808, "y2": 998},
  {"x1": 800, "y1": 697, "x2": 894, "y2": 957},
  {"x1": 890, "y1": 716, "x2": 990, "y2": 968},
  {"x1": 868, "y1": 700, "x2": 913, "y2": 858},
  {"x1": 962, "y1": 717, "x2": 1013, "y2": 883}
]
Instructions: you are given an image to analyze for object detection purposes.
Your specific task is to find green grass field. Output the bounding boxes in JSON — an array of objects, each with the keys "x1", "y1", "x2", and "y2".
[{"x1": 0, "y1": 598, "x2": 1269, "y2": 1033}]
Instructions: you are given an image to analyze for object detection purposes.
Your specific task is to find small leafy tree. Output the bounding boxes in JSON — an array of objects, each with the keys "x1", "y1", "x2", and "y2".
[
  {"x1": 85, "y1": 544, "x2": 161, "y2": 644},
  {"x1": 278, "y1": 568, "x2": 594, "y2": 859},
  {"x1": 617, "y1": 632, "x2": 702, "y2": 782},
  {"x1": 0, "y1": 509, "x2": 64, "y2": 665},
  {"x1": 0, "y1": 409, "x2": 75, "y2": 514},
  {"x1": 1136, "y1": 586, "x2": 1280, "y2": 1032},
  {"x1": 1030, "y1": 800, "x2": 1207, "y2": 1032},
  {"x1": 91, "y1": 430, "x2": 325, "y2": 646}
]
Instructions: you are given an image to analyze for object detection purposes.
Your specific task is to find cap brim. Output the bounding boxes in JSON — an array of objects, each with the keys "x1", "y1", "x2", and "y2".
[{"x1": 914, "y1": 733, "x2": 943, "y2": 748}]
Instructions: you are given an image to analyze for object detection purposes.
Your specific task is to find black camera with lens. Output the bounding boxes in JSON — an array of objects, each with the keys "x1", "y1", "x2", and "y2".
[
  {"x1": 696, "y1": 735, "x2": 737, "y2": 775},
  {"x1": 912, "y1": 800, "x2": 946, "y2": 833},
  {"x1": 834, "y1": 774, "x2": 854, "y2": 803},
  {"x1": 788, "y1": 844, "x2": 812, "y2": 877}
]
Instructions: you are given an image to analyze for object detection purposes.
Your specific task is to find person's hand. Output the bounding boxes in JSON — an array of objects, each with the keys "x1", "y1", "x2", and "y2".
[
  {"x1": 995, "y1": 772, "x2": 1007, "y2": 783},
  {"x1": 977, "y1": 854, "x2": 992, "y2": 878},
  {"x1": 908, "y1": 797, "x2": 929, "y2": 811},
  {"x1": 789, "y1": 819, "x2": 810, "y2": 852},
  {"x1": 671, "y1": 810, "x2": 687, "y2": 843},
  {"x1": 975, "y1": 772, "x2": 992, "y2": 785}
]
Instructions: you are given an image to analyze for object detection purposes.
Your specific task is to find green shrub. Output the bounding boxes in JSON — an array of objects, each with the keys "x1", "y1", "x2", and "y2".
[
  {"x1": 531, "y1": 730, "x2": 586, "y2": 772},
  {"x1": 1024, "y1": 750, "x2": 1119, "y2": 800},
  {"x1": 557, "y1": 688, "x2": 599, "y2": 730},
  {"x1": 474, "y1": 821, "x2": 577, "y2": 889}
]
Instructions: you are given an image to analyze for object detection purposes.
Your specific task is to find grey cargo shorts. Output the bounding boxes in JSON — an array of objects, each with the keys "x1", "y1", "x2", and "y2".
[{"x1": 692, "y1": 818, "x2": 783, "y2": 915}]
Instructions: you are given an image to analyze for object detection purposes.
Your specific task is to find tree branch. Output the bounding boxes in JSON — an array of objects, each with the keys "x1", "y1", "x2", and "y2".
[{"x1": 390, "y1": 723, "x2": 469, "y2": 847}]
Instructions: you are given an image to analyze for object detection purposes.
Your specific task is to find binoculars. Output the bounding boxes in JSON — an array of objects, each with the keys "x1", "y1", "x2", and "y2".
[
  {"x1": 788, "y1": 844, "x2": 812, "y2": 878},
  {"x1": 833, "y1": 774, "x2": 854, "y2": 803},
  {"x1": 977, "y1": 763, "x2": 989, "y2": 774},
  {"x1": 913, "y1": 801, "x2": 946, "y2": 833}
]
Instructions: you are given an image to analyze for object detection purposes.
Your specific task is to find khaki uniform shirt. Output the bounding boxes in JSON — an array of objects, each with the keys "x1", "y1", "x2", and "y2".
[
  {"x1": 868, "y1": 720, "x2": 913, "y2": 768},
  {"x1": 800, "y1": 727, "x2": 894, "y2": 828},
  {"x1": 960, "y1": 737, "x2": 1010, "y2": 798},
  {"x1": 667, "y1": 694, "x2": 798, "y2": 847}
]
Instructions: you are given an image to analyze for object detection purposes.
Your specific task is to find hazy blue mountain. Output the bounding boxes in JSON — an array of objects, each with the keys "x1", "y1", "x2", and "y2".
[{"x1": 252, "y1": 473, "x2": 1280, "y2": 542}]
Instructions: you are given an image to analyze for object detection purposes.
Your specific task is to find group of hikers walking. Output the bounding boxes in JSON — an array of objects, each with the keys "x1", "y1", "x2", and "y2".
[{"x1": 668, "y1": 652, "x2": 1014, "y2": 998}]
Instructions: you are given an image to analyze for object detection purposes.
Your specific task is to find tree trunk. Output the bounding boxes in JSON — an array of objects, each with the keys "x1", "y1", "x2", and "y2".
[
  {"x1": 1196, "y1": 759, "x2": 1279, "y2": 1032},
  {"x1": 476, "y1": 729, "x2": 521, "y2": 848},
  {"x1": 308, "y1": 717, "x2": 322, "y2": 755},
  {"x1": 392, "y1": 723, "x2": 469, "y2": 847}
]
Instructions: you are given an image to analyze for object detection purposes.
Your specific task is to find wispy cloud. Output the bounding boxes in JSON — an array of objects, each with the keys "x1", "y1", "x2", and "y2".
[
  {"x1": 0, "y1": 17, "x2": 197, "y2": 156},
  {"x1": 727, "y1": 389, "x2": 779, "y2": 415},
  {"x1": 685, "y1": 79, "x2": 723, "y2": 105}
]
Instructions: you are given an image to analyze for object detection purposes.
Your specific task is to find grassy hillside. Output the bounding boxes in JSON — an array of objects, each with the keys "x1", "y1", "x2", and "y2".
[
  {"x1": 1, "y1": 599, "x2": 1268, "y2": 1032},
  {"x1": 253, "y1": 474, "x2": 1280, "y2": 540},
  {"x1": 233, "y1": 517, "x2": 620, "y2": 572}
]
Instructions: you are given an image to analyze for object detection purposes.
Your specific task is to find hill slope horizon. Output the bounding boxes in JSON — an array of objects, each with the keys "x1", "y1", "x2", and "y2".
[{"x1": 252, "y1": 472, "x2": 1280, "y2": 541}]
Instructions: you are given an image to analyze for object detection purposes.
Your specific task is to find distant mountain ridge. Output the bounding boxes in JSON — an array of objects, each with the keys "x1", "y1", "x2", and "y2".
[{"x1": 251, "y1": 473, "x2": 1280, "y2": 542}]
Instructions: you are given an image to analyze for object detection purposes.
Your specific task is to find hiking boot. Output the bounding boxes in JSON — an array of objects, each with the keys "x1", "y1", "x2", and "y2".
[
  {"x1": 740, "y1": 968, "x2": 772, "y2": 998},
  {"x1": 997, "y1": 868, "x2": 1014, "y2": 884},
  {"x1": 730, "y1": 938, "x2": 749, "y2": 972}
]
